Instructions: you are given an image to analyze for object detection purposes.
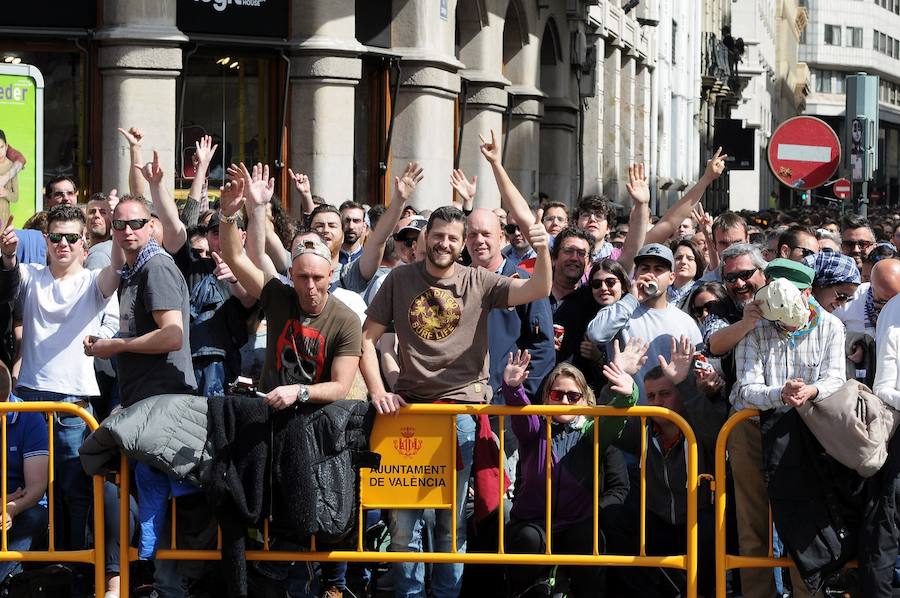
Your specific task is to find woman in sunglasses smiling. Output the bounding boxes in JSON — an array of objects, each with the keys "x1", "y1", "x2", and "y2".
[{"x1": 500, "y1": 346, "x2": 639, "y2": 597}]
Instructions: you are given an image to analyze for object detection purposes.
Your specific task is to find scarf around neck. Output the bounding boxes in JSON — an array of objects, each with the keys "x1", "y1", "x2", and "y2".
[{"x1": 120, "y1": 239, "x2": 168, "y2": 282}]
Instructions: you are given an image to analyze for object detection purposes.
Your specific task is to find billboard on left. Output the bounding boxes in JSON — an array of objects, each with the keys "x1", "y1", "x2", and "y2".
[{"x1": 0, "y1": 65, "x2": 43, "y2": 226}]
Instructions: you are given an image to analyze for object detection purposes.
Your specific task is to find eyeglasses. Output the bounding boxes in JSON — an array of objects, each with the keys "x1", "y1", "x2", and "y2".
[
  {"x1": 723, "y1": 268, "x2": 758, "y2": 284},
  {"x1": 51, "y1": 190, "x2": 76, "y2": 199},
  {"x1": 47, "y1": 233, "x2": 82, "y2": 245},
  {"x1": 560, "y1": 247, "x2": 588, "y2": 258},
  {"x1": 542, "y1": 215, "x2": 566, "y2": 223},
  {"x1": 590, "y1": 277, "x2": 619, "y2": 290},
  {"x1": 790, "y1": 246, "x2": 816, "y2": 258},
  {"x1": 841, "y1": 239, "x2": 874, "y2": 251},
  {"x1": 692, "y1": 300, "x2": 715, "y2": 315},
  {"x1": 503, "y1": 223, "x2": 519, "y2": 235},
  {"x1": 579, "y1": 210, "x2": 607, "y2": 222},
  {"x1": 112, "y1": 218, "x2": 150, "y2": 231},
  {"x1": 548, "y1": 389, "x2": 584, "y2": 403}
]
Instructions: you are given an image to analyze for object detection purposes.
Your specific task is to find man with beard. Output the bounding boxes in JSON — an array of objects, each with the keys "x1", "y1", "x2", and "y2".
[
  {"x1": 361, "y1": 204, "x2": 552, "y2": 597},
  {"x1": 841, "y1": 214, "x2": 876, "y2": 269},
  {"x1": 339, "y1": 200, "x2": 368, "y2": 264},
  {"x1": 705, "y1": 243, "x2": 768, "y2": 357},
  {"x1": 85, "y1": 191, "x2": 116, "y2": 270}
]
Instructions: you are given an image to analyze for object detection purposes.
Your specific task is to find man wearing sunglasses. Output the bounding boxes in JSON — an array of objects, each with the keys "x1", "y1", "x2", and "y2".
[
  {"x1": 499, "y1": 217, "x2": 536, "y2": 270},
  {"x1": 705, "y1": 243, "x2": 768, "y2": 358},
  {"x1": 776, "y1": 225, "x2": 818, "y2": 268},
  {"x1": 840, "y1": 214, "x2": 876, "y2": 269},
  {"x1": 1, "y1": 204, "x2": 123, "y2": 556}
]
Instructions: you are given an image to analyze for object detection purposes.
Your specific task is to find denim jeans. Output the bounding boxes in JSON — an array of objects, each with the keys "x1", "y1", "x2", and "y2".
[
  {"x1": 15, "y1": 388, "x2": 91, "y2": 552},
  {"x1": 0, "y1": 504, "x2": 48, "y2": 581},
  {"x1": 255, "y1": 536, "x2": 348, "y2": 596},
  {"x1": 389, "y1": 414, "x2": 476, "y2": 598},
  {"x1": 193, "y1": 358, "x2": 226, "y2": 397}
]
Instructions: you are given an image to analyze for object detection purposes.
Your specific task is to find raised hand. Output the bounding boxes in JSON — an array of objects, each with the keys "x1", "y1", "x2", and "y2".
[
  {"x1": 602, "y1": 362, "x2": 635, "y2": 396},
  {"x1": 219, "y1": 175, "x2": 245, "y2": 217},
  {"x1": 657, "y1": 336, "x2": 695, "y2": 385},
  {"x1": 240, "y1": 162, "x2": 275, "y2": 207},
  {"x1": 287, "y1": 168, "x2": 312, "y2": 200},
  {"x1": 212, "y1": 251, "x2": 237, "y2": 283},
  {"x1": 395, "y1": 162, "x2": 424, "y2": 203},
  {"x1": 625, "y1": 163, "x2": 650, "y2": 205},
  {"x1": 503, "y1": 349, "x2": 531, "y2": 388},
  {"x1": 611, "y1": 337, "x2": 649, "y2": 376},
  {"x1": 691, "y1": 202, "x2": 712, "y2": 234},
  {"x1": 1, "y1": 216, "x2": 17, "y2": 261},
  {"x1": 194, "y1": 135, "x2": 219, "y2": 169},
  {"x1": 450, "y1": 168, "x2": 477, "y2": 205},
  {"x1": 106, "y1": 188, "x2": 119, "y2": 215},
  {"x1": 704, "y1": 147, "x2": 727, "y2": 180},
  {"x1": 117, "y1": 127, "x2": 144, "y2": 148},
  {"x1": 134, "y1": 150, "x2": 164, "y2": 185},
  {"x1": 525, "y1": 221, "x2": 548, "y2": 253},
  {"x1": 479, "y1": 129, "x2": 501, "y2": 165}
]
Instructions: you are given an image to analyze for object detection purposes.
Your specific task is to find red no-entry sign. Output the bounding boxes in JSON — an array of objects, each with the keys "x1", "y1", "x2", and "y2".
[
  {"x1": 768, "y1": 116, "x2": 841, "y2": 190},
  {"x1": 833, "y1": 178, "x2": 851, "y2": 200}
]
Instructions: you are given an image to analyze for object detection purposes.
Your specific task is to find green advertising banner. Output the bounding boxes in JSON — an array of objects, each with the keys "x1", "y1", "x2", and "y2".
[{"x1": 0, "y1": 65, "x2": 43, "y2": 227}]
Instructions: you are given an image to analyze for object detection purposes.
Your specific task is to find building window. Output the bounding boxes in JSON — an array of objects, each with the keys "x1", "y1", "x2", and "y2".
[
  {"x1": 815, "y1": 70, "x2": 832, "y2": 93},
  {"x1": 824, "y1": 25, "x2": 841, "y2": 45},
  {"x1": 834, "y1": 72, "x2": 846, "y2": 94},
  {"x1": 671, "y1": 21, "x2": 678, "y2": 65},
  {"x1": 847, "y1": 27, "x2": 863, "y2": 47}
]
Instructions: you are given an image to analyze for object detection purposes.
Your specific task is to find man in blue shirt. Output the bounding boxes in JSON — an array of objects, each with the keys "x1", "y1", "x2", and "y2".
[{"x1": 0, "y1": 362, "x2": 49, "y2": 583}]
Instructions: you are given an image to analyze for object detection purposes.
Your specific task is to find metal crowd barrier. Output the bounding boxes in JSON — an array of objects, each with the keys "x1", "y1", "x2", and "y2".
[
  {"x1": 114, "y1": 403, "x2": 701, "y2": 598},
  {"x1": 0, "y1": 401, "x2": 105, "y2": 594}
]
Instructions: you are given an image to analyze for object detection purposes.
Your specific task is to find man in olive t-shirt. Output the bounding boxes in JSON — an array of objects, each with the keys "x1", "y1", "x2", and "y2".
[{"x1": 361, "y1": 205, "x2": 552, "y2": 597}]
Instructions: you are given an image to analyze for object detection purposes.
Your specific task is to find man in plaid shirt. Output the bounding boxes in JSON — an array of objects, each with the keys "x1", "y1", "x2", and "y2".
[{"x1": 731, "y1": 258, "x2": 846, "y2": 598}]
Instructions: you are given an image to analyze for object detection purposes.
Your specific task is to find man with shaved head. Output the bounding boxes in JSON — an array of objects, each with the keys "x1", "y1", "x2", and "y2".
[
  {"x1": 833, "y1": 258, "x2": 900, "y2": 337},
  {"x1": 465, "y1": 208, "x2": 554, "y2": 399}
]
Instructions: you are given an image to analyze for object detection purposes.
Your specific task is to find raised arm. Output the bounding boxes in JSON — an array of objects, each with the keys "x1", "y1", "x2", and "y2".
[
  {"x1": 136, "y1": 150, "x2": 186, "y2": 254},
  {"x1": 182, "y1": 135, "x2": 218, "y2": 227},
  {"x1": 219, "y1": 175, "x2": 271, "y2": 300},
  {"x1": 645, "y1": 147, "x2": 726, "y2": 245},
  {"x1": 357, "y1": 162, "x2": 424, "y2": 281},
  {"x1": 118, "y1": 127, "x2": 146, "y2": 198},
  {"x1": 287, "y1": 169, "x2": 316, "y2": 219},
  {"x1": 506, "y1": 221, "x2": 552, "y2": 306},
  {"x1": 480, "y1": 129, "x2": 538, "y2": 235},
  {"x1": 617, "y1": 163, "x2": 650, "y2": 274},
  {"x1": 450, "y1": 168, "x2": 476, "y2": 213},
  {"x1": 96, "y1": 229, "x2": 125, "y2": 298}
]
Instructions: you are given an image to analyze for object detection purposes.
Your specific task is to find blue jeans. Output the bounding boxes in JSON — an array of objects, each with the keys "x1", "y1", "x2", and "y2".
[
  {"x1": 193, "y1": 358, "x2": 226, "y2": 397},
  {"x1": 0, "y1": 504, "x2": 48, "y2": 581},
  {"x1": 15, "y1": 388, "x2": 91, "y2": 552},
  {"x1": 255, "y1": 536, "x2": 348, "y2": 596},
  {"x1": 389, "y1": 414, "x2": 476, "y2": 598}
]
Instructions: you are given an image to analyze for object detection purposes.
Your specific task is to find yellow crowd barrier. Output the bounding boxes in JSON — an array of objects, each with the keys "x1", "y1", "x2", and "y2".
[
  {"x1": 0, "y1": 401, "x2": 105, "y2": 595},
  {"x1": 113, "y1": 404, "x2": 700, "y2": 598}
]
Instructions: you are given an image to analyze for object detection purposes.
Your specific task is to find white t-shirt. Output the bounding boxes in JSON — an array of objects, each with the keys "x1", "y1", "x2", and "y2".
[
  {"x1": 16, "y1": 264, "x2": 112, "y2": 396},
  {"x1": 832, "y1": 282, "x2": 872, "y2": 336},
  {"x1": 611, "y1": 303, "x2": 702, "y2": 403}
]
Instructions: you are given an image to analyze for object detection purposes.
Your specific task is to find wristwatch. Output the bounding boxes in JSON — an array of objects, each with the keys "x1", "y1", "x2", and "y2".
[{"x1": 296, "y1": 385, "x2": 310, "y2": 404}]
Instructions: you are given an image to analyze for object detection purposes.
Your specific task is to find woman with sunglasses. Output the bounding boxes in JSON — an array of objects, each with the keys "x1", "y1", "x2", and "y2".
[
  {"x1": 553, "y1": 259, "x2": 631, "y2": 389},
  {"x1": 501, "y1": 343, "x2": 642, "y2": 597},
  {"x1": 687, "y1": 281, "x2": 730, "y2": 327},
  {"x1": 668, "y1": 238, "x2": 706, "y2": 309},
  {"x1": 812, "y1": 251, "x2": 861, "y2": 314}
]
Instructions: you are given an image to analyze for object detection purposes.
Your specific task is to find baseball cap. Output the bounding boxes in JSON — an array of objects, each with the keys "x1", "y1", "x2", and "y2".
[
  {"x1": 813, "y1": 252, "x2": 860, "y2": 287},
  {"x1": 765, "y1": 258, "x2": 815, "y2": 290},
  {"x1": 634, "y1": 243, "x2": 675, "y2": 270},
  {"x1": 207, "y1": 211, "x2": 246, "y2": 230},
  {"x1": 394, "y1": 216, "x2": 428, "y2": 241},
  {"x1": 291, "y1": 238, "x2": 332, "y2": 264}
]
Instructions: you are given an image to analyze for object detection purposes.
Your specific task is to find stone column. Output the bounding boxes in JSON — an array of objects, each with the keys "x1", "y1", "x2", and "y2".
[
  {"x1": 504, "y1": 88, "x2": 544, "y2": 204},
  {"x1": 457, "y1": 74, "x2": 507, "y2": 209},
  {"x1": 582, "y1": 36, "x2": 607, "y2": 198},
  {"x1": 388, "y1": 0, "x2": 461, "y2": 211},
  {"x1": 96, "y1": 0, "x2": 186, "y2": 193},
  {"x1": 538, "y1": 99, "x2": 577, "y2": 204},
  {"x1": 602, "y1": 43, "x2": 622, "y2": 202},
  {"x1": 287, "y1": 0, "x2": 364, "y2": 215}
]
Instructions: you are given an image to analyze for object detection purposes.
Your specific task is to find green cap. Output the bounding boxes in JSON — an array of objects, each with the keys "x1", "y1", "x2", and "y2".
[{"x1": 765, "y1": 258, "x2": 815, "y2": 290}]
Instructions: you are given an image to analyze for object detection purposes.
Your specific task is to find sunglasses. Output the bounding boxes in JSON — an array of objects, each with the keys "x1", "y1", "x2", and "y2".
[
  {"x1": 112, "y1": 218, "x2": 150, "y2": 231},
  {"x1": 723, "y1": 268, "x2": 758, "y2": 284},
  {"x1": 47, "y1": 232, "x2": 82, "y2": 245},
  {"x1": 548, "y1": 389, "x2": 584, "y2": 403},
  {"x1": 833, "y1": 291, "x2": 851, "y2": 303},
  {"x1": 790, "y1": 246, "x2": 816, "y2": 258},
  {"x1": 841, "y1": 239, "x2": 874, "y2": 251},
  {"x1": 692, "y1": 300, "x2": 715, "y2": 315},
  {"x1": 590, "y1": 277, "x2": 619, "y2": 290},
  {"x1": 504, "y1": 223, "x2": 519, "y2": 235}
]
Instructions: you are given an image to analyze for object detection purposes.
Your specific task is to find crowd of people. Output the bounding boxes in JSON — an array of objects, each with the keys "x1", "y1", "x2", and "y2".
[{"x1": 4, "y1": 123, "x2": 900, "y2": 598}]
